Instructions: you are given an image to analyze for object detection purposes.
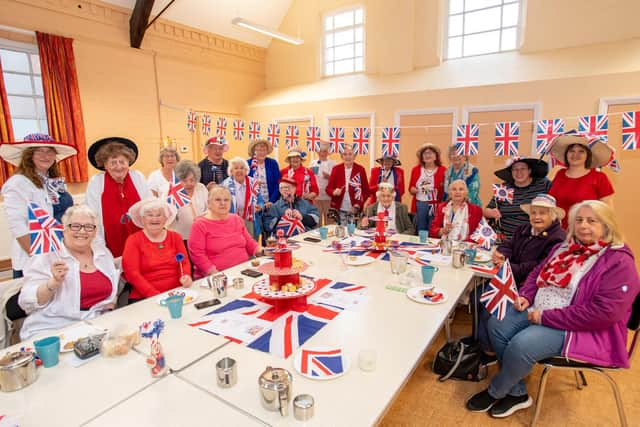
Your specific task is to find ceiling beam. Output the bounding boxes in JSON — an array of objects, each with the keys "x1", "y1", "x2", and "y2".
[{"x1": 129, "y1": 0, "x2": 155, "y2": 49}]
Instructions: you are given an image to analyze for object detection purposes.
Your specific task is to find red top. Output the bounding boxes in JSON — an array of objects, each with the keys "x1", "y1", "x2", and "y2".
[
  {"x1": 325, "y1": 162, "x2": 370, "y2": 210},
  {"x1": 79, "y1": 270, "x2": 112, "y2": 310},
  {"x1": 122, "y1": 230, "x2": 192, "y2": 300},
  {"x1": 101, "y1": 172, "x2": 142, "y2": 257},
  {"x1": 279, "y1": 166, "x2": 319, "y2": 200},
  {"x1": 549, "y1": 168, "x2": 614, "y2": 228},
  {"x1": 429, "y1": 201, "x2": 483, "y2": 241},
  {"x1": 367, "y1": 166, "x2": 405, "y2": 204},
  {"x1": 408, "y1": 165, "x2": 447, "y2": 213}
]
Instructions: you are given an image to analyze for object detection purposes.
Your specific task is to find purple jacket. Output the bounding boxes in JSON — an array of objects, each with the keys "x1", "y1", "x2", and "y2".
[{"x1": 520, "y1": 244, "x2": 640, "y2": 368}]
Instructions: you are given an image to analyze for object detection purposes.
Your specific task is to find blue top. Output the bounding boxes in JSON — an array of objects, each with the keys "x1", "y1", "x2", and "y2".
[{"x1": 247, "y1": 157, "x2": 281, "y2": 203}]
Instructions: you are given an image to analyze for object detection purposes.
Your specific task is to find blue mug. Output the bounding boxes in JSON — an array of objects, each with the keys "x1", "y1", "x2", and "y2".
[
  {"x1": 34, "y1": 336, "x2": 60, "y2": 368},
  {"x1": 421, "y1": 265, "x2": 439, "y2": 285}
]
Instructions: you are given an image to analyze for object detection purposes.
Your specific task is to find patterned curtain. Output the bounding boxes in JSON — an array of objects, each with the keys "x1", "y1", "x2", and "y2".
[
  {"x1": 0, "y1": 58, "x2": 16, "y2": 187},
  {"x1": 36, "y1": 31, "x2": 88, "y2": 182}
]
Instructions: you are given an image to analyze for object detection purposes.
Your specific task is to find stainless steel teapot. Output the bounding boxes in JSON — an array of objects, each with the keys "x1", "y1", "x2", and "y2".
[{"x1": 258, "y1": 366, "x2": 292, "y2": 416}]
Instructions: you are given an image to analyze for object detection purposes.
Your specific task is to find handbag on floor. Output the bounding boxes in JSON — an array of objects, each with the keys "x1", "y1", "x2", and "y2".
[{"x1": 432, "y1": 336, "x2": 487, "y2": 382}]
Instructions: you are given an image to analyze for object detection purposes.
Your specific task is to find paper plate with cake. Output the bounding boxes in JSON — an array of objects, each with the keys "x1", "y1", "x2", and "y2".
[
  {"x1": 157, "y1": 288, "x2": 199, "y2": 305},
  {"x1": 406, "y1": 287, "x2": 448, "y2": 305},
  {"x1": 343, "y1": 254, "x2": 375, "y2": 266}
]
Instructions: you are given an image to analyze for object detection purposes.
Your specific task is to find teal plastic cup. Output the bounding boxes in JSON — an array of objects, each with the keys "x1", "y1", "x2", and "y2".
[
  {"x1": 419, "y1": 230, "x2": 428, "y2": 243},
  {"x1": 421, "y1": 265, "x2": 439, "y2": 285},
  {"x1": 347, "y1": 223, "x2": 356, "y2": 235},
  {"x1": 34, "y1": 336, "x2": 60, "y2": 368},
  {"x1": 164, "y1": 295, "x2": 185, "y2": 319},
  {"x1": 319, "y1": 227, "x2": 328, "y2": 240}
]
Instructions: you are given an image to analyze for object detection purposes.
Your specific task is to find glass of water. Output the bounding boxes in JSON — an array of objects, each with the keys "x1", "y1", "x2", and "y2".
[{"x1": 389, "y1": 250, "x2": 408, "y2": 275}]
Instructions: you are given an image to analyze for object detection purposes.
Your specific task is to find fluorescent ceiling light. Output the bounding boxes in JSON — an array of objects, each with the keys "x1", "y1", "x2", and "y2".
[{"x1": 232, "y1": 17, "x2": 303, "y2": 45}]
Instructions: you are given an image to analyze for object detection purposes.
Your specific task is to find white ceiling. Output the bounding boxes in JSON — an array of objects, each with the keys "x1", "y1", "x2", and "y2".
[{"x1": 102, "y1": 0, "x2": 294, "y2": 48}]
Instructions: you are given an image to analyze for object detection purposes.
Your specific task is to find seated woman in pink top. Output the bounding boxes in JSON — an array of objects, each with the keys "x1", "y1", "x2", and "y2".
[{"x1": 188, "y1": 186, "x2": 263, "y2": 278}]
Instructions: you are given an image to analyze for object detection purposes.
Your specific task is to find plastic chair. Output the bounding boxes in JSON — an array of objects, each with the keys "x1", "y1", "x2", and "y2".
[{"x1": 531, "y1": 293, "x2": 640, "y2": 427}]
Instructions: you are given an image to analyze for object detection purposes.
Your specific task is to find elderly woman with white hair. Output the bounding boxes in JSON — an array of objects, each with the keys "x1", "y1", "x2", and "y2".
[
  {"x1": 18, "y1": 205, "x2": 118, "y2": 339},
  {"x1": 222, "y1": 156, "x2": 265, "y2": 237},
  {"x1": 147, "y1": 146, "x2": 180, "y2": 197},
  {"x1": 429, "y1": 179, "x2": 483, "y2": 241},
  {"x1": 170, "y1": 160, "x2": 208, "y2": 242},
  {"x1": 122, "y1": 198, "x2": 192, "y2": 303},
  {"x1": 360, "y1": 183, "x2": 414, "y2": 234}
]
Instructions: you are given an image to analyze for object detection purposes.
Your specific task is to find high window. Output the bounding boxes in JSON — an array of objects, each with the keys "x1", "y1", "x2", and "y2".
[{"x1": 323, "y1": 7, "x2": 364, "y2": 77}]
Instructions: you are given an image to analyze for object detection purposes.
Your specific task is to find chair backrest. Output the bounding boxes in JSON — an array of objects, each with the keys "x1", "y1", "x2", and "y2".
[{"x1": 627, "y1": 292, "x2": 640, "y2": 360}]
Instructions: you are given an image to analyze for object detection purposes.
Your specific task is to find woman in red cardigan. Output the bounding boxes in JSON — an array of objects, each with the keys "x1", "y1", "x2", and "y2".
[
  {"x1": 430, "y1": 179, "x2": 483, "y2": 241},
  {"x1": 409, "y1": 143, "x2": 447, "y2": 234},
  {"x1": 367, "y1": 154, "x2": 405, "y2": 206},
  {"x1": 326, "y1": 146, "x2": 369, "y2": 224}
]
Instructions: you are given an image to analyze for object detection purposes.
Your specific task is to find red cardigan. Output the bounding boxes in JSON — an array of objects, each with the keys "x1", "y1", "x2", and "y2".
[
  {"x1": 326, "y1": 162, "x2": 370, "y2": 211},
  {"x1": 429, "y1": 201, "x2": 483, "y2": 241},
  {"x1": 367, "y1": 166, "x2": 405, "y2": 204},
  {"x1": 408, "y1": 165, "x2": 447, "y2": 213},
  {"x1": 280, "y1": 166, "x2": 319, "y2": 198}
]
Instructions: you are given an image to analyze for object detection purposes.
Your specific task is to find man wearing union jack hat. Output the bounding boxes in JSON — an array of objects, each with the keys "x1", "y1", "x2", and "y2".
[
  {"x1": 198, "y1": 136, "x2": 229, "y2": 189},
  {"x1": 264, "y1": 177, "x2": 319, "y2": 235}
]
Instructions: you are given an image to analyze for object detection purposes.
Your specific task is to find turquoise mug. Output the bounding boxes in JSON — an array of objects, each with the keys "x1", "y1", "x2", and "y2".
[
  {"x1": 163, "y1": 295, "x2": 185, "y2": 319},
  {"x1": 34, "y1": 336, "x2": 60, "y2": 368},
  {"x1": 421, "y1": 265, "x2": 439, "y2": 285}
]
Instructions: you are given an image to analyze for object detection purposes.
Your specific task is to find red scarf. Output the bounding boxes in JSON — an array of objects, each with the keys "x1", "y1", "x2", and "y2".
[
  {"x1": 537, "y1": 239, "x2": 607, "y2": 288},
  {"x1": 102, "y1": 172, "x2": 141, "y2": 257}
]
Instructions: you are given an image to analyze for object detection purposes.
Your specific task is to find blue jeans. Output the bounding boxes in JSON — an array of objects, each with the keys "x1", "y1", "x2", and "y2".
[
  {"x1": 414, "y1": 201, "x2": 434, "y2": 234},
  {"x1": 470, "y1": 281, "x2": 492, "y2": 353},
  {"x1": 488, "y1": 305, "x2": 565, "y2": 399}
]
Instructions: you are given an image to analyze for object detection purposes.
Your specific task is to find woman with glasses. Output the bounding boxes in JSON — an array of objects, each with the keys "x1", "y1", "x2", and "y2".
[
  {"x1": 86, "y1": 137, "x2": 151, "y2": 258},
  {"x1": 18, "y1": 205, "x2": 118, "y2": 340}
]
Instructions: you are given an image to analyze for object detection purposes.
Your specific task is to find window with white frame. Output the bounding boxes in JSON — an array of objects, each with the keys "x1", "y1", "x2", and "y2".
[
  {"x1": 323, "y1": 7, "x2": 364, "y2": 77},
  {"x1": 0, "y1": 44, "x2": 48, "y2": 140},
  {"x1": 446, "y1": 0, "x2": 522, "y2": 59}
]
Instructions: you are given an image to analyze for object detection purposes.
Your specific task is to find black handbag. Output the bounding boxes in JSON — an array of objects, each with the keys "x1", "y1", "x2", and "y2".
[{"x1": 432, "y1": 336, "x2": 487, "y2": 382}]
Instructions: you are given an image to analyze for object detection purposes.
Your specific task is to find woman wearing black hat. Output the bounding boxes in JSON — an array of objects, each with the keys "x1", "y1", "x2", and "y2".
[
  {"x1": 367, "y1": 154, "x2": 405, "y2": 206},
  {"x1": 86, "y1": 137, "x2": 150, "y2": 258},
  {"x1": 483, "y1": 157, "x2": 551, "y2": 241}
]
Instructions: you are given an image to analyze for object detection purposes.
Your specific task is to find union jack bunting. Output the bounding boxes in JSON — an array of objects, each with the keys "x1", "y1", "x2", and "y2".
[
  {"x1": 186, "y1": 111, "x2": 198, "y2": 133},
  {"x1": 492, "y1": 183, "x2": 514, "y2": 204},
  {"x1": 201, "y1": 114, "x2": 212, "y2": 136},
  {"x1": 328, "y1": 127, "x2": 345, "y2": 153},
  {"x1": 306, "y1": 126, "x2": 321, "y2": 152},
  {"x1": 494, "y1": 122, "x2": 520, "y2": 156},
  {"x1": 299, "y1": 348, "x2": 346, "y2": 378},
  {"x1": 471, "y1": 217, "x2": 497, "y2": 250},
  {"x1": 622, "y1": 111, "x2": 640, "y2": 151},
  {"x1": 381, "y1": 127, "x2": 400, "y2": 157},
  {"x1": 285, "y1": 125, "x2": 299, "y2": 149},
  {"x1": 248, "y1": 121, "x2": 261, "y2": 141},
  {"x1": 480, "y1": 260, "x2": 518, "y2": 321},
  {"x1": 28, "y1": 202, "x2": 64, "y2": 256},
  {"x1": 350, "y1": 174, "x2": 363, "y2": 201},
  {"x1": 455, "y1": 124, "x2": 479, "y2": 156},
  {"x1": 578, "y1": 114, "x2": 608, "y2": 143},
  {"x1": 608, "y1": 158, "x2": 621, "y2": 172},
  {"x1": 266, "y1": 123, "x2": 280, "y2": 147},
  {"x1": 233, "y1": 119, "x2": 245, "y2": 140},
  {"x1": 536, "y1": 119, "x2": 564, "y2": 155},
  {"x1": 352, "y1": 127, "x2": 370, "y2": 155},
  {"x1": 276, "y1": 215, "x2": 306, "y2": 237},
  {"x1": 216, "y1": 117, "x2": 227, "y2": 137},
  {"x1": 167, "y1": 173, "x2": 191, "y2": 209}
]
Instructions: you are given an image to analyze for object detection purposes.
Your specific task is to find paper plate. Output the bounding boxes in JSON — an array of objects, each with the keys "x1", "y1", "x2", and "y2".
[
  {"x1": 157, "y1": 288, "x2": 199, "y2": 306},
  {"x1": 343, "y1": 255, "x2": 375, "y2": 266},
  {"x1": 474, "y1": 252, "x2": 492, "y2": 263},
  {"x1": 59, "y1": 324, "x2": 106, "y2": 353},
  {"x1": 406, "y1": 287, "x2": 448, "y2": 305},
  {"x1": 294, "y1": 347, "x2": 351, "y2": 380},
  {"x1": 252, "y1": 277, "x2": 315, "y2": 300},
  {"x1": 353, "y1": 229, "x2": 375, "y2": 237}
]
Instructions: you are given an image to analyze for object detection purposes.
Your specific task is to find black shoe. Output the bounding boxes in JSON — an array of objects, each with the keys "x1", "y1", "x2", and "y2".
[
  {"x1": 480, "y1": 352, "x2": 498, "y2": 367},
  {"x1": 490, "y1": 394, "x2": 533, "y2": 418},
  {"x1": 466, "y1": 389, "x2": 498, "y2": 412}
]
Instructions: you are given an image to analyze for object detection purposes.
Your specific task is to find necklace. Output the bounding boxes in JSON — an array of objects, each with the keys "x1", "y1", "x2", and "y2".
[{"x1": 158, "y1": 243, "x2": 165, "y2": 249}]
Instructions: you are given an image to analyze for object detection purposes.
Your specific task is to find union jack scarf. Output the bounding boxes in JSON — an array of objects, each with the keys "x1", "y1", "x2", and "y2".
[
  {"x1": 224, "y1": 176, "x2": 262, "y2": 221},
  {"x1": 350, "y1": 174, "x2": 363, "y2": 201}
]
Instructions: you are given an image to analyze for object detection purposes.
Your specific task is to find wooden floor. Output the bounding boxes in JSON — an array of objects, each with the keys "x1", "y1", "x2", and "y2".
[{"x1": 379, "y1": 307, "x2": 640, "y2": 427}]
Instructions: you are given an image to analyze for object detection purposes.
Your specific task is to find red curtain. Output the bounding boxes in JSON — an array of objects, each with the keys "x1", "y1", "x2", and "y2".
[
  {"x1": 37, "y1": 31, "x2": 88, "y2": 182},
  {"x1": 0, "y1": 58, "x2": 16, "y2": 187}
]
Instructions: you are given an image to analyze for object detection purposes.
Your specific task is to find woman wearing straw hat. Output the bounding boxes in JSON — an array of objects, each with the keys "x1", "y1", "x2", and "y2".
[
  {"x1": 409, "y1": 143, "x2": 447, "y2": 234},
  {"x1": 247, "y1": 138, "x2": 281, "y2": 209},
  {"x1": 122, "y1": 198, "x2": 191, "y2": 303},
  {"x1": 280, "y1": 149, "x2": 319, "y2": 202},
  {"x1": 367, "y1": 154, "x2": 405, "y2": 206},
  {"x1": 548, "y1": 131, "x2": 615, "y2": 228}
]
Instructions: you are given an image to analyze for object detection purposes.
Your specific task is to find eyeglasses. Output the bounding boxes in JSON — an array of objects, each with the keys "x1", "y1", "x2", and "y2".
[{"x1": 67, "y1": 223, "x2": 97, "y2": 232}]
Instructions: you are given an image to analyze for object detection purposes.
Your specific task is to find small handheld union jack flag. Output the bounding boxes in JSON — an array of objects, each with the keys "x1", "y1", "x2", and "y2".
[
  {"x1": 186, "y1": 111, "x2": 198, "y2": 133},
  {"x1": 352, "y1": 128, "x2": 370, "y2": 155},
  {"x1": 167, "y1": 173, "x2": 191, "y2": 209},
  {"x1": 216, "y1": 117, "x2": 227, "y2": 137},
  {"x1": 201, "y1": 114, "x2": 212, "y2": 136},
  {"x1": 455, "y1": 124, "x2": 479, "y2": 156},
  {"x1": 266, "y1": 123, "x2": 280, "y2": 147},
  {"x1": 285, "y1": 125, "x2": 299, "y2": 150},
  {"x1": 608, "y1": 158, "x2": 621, "y2": 173},
  {"x1": 492, "y1": 183, "x2": 514, "y2": 204},
  {"x1": 306, "y1": 126, "x2": 321, "y2": 152},
  {"x1": 536, "y1": 119, "x2": 564, "y2": 155},
  {"x1": 298, "y1": 348, "x2": 346, "y2": 378},
  {"x1": 276, "y1": 215, "x2": 306, "y2": 237},
  {"x1": 248, "y1": 121, "x2": 261, "y2": 141},
  {"x1": 28, "y1": 202, "x2": 64, "y2": 256},
  {"x1": 381, "y1": 127, "x2": 400, "y2": 157},
  {"x1": 578, "y1": 114, "x2": 608, "y2": 143},
  {"x1": 471, "y1": 218, "x2": 497, "y2": 250},
  {"x1": 233, "y1": 119, "x2": 245, "y2": 140},
  {"x1": 480, "y1": 259, "x2": 518, "y2": 321},
  {"x1": 329, "y1": 127, "x2": 345, "y2": 153},
  {"x1": 622, "y1": 111, "x2": 640, "y2": 151},
  {"x1": 350, "y1": 174, "x2": 363, "y2": 201},
  {"x1": 494, "y1": 122, "x2": 520, "y2": 156}
]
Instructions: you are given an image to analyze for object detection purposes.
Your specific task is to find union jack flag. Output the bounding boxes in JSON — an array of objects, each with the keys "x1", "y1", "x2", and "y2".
[
  {"x1": 233, "y1": 119, "x2": 245, "y2": 140},
  {"x1": 492, "y1": 183, "x2": 514, "y2": 204},
  {"x1": 250, "y1": 155, "x2": 258, "y2": 171},
  {"x1": 266, "y1": 123, "x2": 280, "y2": 147},
  {"x1": 167, "y1": 173, "x2": 191, "y2": 209},
  {"x1": 285, "y1": 125, "x2": 299, "y2": 149},
  {"x1": 455, "y1": 124, "x2": 479, "y2": 156},
  {"x1": 216, "y1": 117, "x2": 227, "y2": 137},
  {"x1": 249, "y1": 121, "x2": 261, "y2": 141},
  {"x1": 471, "y1": 218, "x2": 497, "y2": 250},
  {"x1": 622, "y1": 111, "x2": 640, "y2": 151},
  {"x1": 186, "y1": 111, "x2": 198, "y2": 133},
  {"x1": 299, "y1": 348, "x2": 346, "y2": 378},
  {"x1": 350, "y1": 174, "x2": 363, "y2": 201},
  {"x1": 536, "y1": 119, "x2": 564, "y2": 155},
  {"x1": 381, "y1": 127, "x2": 400, "y2": 157},
  {"x1": 306, "y1": 126, "x2": 321, "y2": 152},
  {"x1": 329, "y1": 127, "x2": 345, "y2": 153},
  {"x1": 28, "y1": 202, "x2": 64, "y2": 255},
  {"x1": 352, "y1": 127, "x2": 370, "y2": 155},
  {"x1": 608, "y1": 158, "x2": 621, "y2": 172},
  {"x1": 494, "y1": 122, "x2": 520, "y2": 156},
  {"x1": 277, "y1": 215, "x2": 306, "y2": 237},
  {"x1": 578, "y1": 114, "x2": 608, "y2": 143},
  {"x1": 201, "y1": 114, "x2": 212, "y2": 136},
  {"x1": 480, "y1": 259, "x2": 518, "y2": 321}
]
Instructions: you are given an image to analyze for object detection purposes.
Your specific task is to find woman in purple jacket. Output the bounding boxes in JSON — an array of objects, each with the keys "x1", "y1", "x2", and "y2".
[{"x1": 467, "y1": 200, "x2": 640, "y2": 419}]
